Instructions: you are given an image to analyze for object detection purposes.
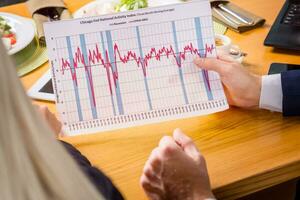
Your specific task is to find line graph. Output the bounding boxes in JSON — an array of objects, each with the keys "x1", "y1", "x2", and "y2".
[{"x1": 44, "y1": 0, "x2": 229, "y2": 135}]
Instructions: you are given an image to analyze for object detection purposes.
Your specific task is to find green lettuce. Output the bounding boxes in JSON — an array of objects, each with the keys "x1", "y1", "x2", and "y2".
[{"x1": 115, "y1": 0, "x2": 148, "y2": 12}]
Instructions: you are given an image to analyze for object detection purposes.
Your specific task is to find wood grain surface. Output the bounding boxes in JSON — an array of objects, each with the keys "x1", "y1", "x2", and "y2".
[{"x1": 1, "y1": 0, "x2": 299, "y2": 199}]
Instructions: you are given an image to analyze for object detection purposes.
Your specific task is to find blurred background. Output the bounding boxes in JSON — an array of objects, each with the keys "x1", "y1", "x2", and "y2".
[{"x1": 0, "y1": 0, "x2": 26, "y2": 7}]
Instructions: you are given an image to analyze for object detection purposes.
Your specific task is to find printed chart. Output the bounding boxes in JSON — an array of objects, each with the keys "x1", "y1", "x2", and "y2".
[{"x1": 44, "y1": 0, "x2": 228, "y2": 135}]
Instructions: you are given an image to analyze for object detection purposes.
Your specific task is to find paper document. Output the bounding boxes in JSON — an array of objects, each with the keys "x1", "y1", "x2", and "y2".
[{"x1": 44, "y1": 0, "x2": 228, "y2": 135}]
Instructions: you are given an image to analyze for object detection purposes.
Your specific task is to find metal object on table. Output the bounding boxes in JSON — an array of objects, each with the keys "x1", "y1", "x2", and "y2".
[
  {"x1": 218, "y1": 4, "x2": 254, "y2": 25},
  {"x1": 35, "y1": 7, "x2": 65, "y2": 21},
  {"x1": 35, "y1": 7, "x2": 65, "y2": 46},
  {"x1": 26, "y1": 0, "x2": 73, "y2": 47},
  {"x1": 213, "y1": 7, "x2": 241, "y2": 26},
  {"x1": 210, "y1": 0, "x2": 265, "y2": 32}
]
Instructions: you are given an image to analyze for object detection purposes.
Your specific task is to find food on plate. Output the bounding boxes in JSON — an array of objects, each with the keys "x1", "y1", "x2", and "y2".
[
  {"x1": 115, "y1": 0, "x2": 148, "y2": 12},
  {"x1": 81, "y1": 2, "x2": 115, "y2": 17},
  {"x1": 74, "y1": 0, "x2": 185, "y2": 18},
  {"x1": 0, "y1": 16, "x2": 16, "y2": 50}
]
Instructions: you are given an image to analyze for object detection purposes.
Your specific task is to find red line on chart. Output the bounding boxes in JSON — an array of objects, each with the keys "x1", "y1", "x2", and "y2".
[{"x1": 61, "y1": 42, "x2": 214, "y2": 95}]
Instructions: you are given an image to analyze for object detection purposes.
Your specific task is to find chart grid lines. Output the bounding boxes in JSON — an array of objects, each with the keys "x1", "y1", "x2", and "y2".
[
  {"x1": 171, "y1": 21, "x2": 189, "y2": 104},
  {"x1": 105, "y1": 30, "x2": 125, "y2": 115},
  {"x1": 45, "y1": 0, "x2": 228, "y2": 135},
  {"x1": 194, "y1": 17, "x2": 213, "y2": 101},
  {"x1": 79, "y1": 34, "x2": 98, "y2": 119},
  {"x1": 100, "y1": 31, "x2": 117, "y2": 116},
  {"x1": 66, "y1": 36, "x2": 83, "y2": 121},
  {"x1": 136, "y1": 26, "x2": 153, "y2": 110}
]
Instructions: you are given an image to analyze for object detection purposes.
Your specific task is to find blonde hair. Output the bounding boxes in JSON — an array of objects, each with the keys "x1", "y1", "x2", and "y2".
[{"x1": 0, "y1": 42, "x2": 105, "y2": 200}]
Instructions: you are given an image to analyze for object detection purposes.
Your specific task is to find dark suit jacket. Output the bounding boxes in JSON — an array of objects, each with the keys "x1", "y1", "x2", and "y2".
[
  {"x1": 0, "y1": 0, "x2": 26, "y2": 7},
  {"x1": 61, "y1": 141, "x2": 124, "y2": 200},
  {"x1": 281, "y1": 70, "x2": 300, "y2": 116}
]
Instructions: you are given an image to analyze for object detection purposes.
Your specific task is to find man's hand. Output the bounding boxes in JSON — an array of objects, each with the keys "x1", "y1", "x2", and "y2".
[
  {"x1": 194, "y1": 55, "x2": 262, "y2": 108},
  {"x1": 35, "y1": 105, "x2": 62, "y2": 137}
]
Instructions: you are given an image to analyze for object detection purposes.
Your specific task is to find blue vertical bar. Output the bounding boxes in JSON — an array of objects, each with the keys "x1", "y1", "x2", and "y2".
[
  {"x1": 105, "y1": 31, "x2": 124, "y2": 115},
  {"x1": 66, "y1": 36, "x2": 83, "y2": 121},
  {"x1": 171, "y1": 21, "x2": 189, "y2": 104},
  {"x1": 136, "y1": 26, "x2": 153, "y2": 110},
  {"x1": 100, "y1": 32, "x2": 116, "y2": 116},
  {"x1": 194, "y1": 17, "x2": 213, "y2": 100},
  {"x1": 79, "y1": 34, "x2": 98, "y2": 119}
]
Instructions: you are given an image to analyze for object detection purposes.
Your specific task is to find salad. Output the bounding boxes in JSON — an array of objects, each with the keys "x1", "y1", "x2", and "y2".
[
  {"x1": 0, "y1": 16, "x2": 16, "y2": 50},
  {"x1": 115, "y1": 0, "x2": 148, "y2": 12},
  {"x1": 74, "y1": 0, "x2": 185, "y2": 18},
  {"x1": 114, "y1": 0, "x2": 185, "y2": 11}
]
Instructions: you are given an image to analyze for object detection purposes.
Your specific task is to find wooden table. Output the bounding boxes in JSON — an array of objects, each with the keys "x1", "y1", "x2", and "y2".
[{"x1": 1, "y1": 0, "x2": 300, "y2": 199}]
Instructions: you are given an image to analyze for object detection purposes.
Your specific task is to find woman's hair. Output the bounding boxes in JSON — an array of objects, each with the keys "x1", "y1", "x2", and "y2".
[{"x1": 0, "y1": 41, "x2": 104, "y2": 200}]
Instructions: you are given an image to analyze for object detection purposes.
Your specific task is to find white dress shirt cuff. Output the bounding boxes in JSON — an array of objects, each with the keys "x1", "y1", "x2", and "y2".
[{"x1": 259, "y1": 74, "x2": 283, "y2": 112}]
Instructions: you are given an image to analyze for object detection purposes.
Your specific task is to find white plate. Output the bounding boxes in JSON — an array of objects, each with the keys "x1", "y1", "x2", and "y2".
[
  {"x1": 73, "y1": 0, "x2": 118, "y2": 18},
  {"x1": 148, "y1": 0, "x2": 184, "y2": 7},
  {"x1": 73, "y1": 0, "x2": 184, "y2": 18},
  {"x1": 0, "y1": 12, "x2": 35, "y2": 55}
]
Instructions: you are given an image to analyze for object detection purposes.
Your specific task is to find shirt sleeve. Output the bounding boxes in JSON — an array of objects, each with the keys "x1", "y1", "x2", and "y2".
[{"x1": 259, "y1": 74, "x2": 283, "y2": 112}]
